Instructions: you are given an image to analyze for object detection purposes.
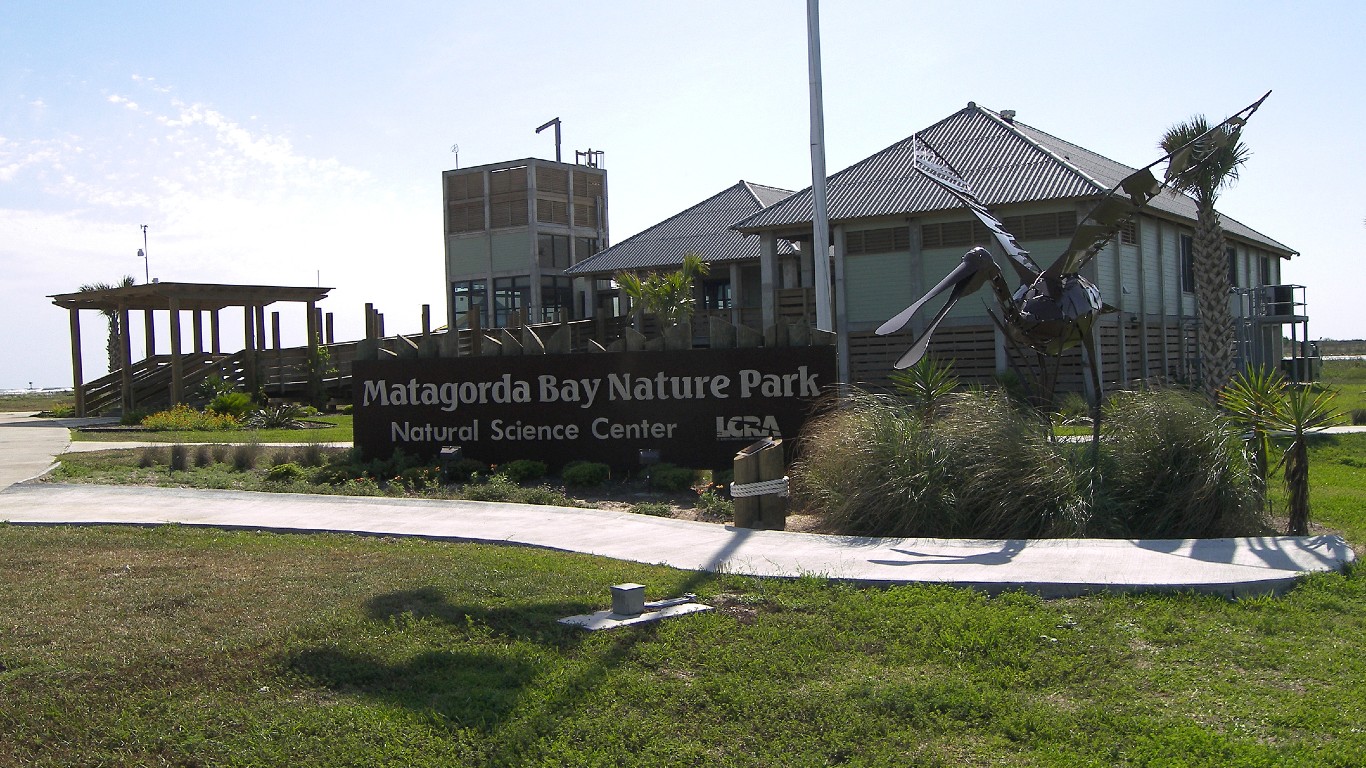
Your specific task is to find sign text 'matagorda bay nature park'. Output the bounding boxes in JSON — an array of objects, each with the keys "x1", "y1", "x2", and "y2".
[{"x1": 352, "y1": 346, "x2": 837, "y2": 468}]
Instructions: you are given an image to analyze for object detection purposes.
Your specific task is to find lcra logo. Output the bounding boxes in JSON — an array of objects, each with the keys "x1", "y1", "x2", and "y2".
[{"x1": 715, "y1": 415, "x2": 782, "y2": 441}]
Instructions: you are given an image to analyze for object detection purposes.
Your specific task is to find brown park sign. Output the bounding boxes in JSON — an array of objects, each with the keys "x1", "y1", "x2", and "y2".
[{"x1": 352, "y1": 346, "x2": 837, "y2": 469}]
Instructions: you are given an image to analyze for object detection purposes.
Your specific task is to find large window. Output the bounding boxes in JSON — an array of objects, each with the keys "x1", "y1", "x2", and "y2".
[
  {"x1": 575, "y1": 237, "x2": 601, "y2": 261},
  {"x1": 702, "y1": 279, "x2": 732, "y2": 312},
  {"x1": 540, "y1": 275, "x2": 573, "y2": 322},
  {"x1": 451, "y1": 279, "x2": 487, "y2": 329},
  {"x1": 1180, "y1": 235, "x2": 1195, "y2": 293},
  {"x1": 493, "y1": 275, "x2": 531, "y2": 327},
  {"x1": 538, "y1": 234, "x2": 571, "y2": 269}
]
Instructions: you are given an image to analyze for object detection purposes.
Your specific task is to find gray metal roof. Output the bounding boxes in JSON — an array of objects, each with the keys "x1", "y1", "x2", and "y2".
[
  {"x1": 565, "y1": 181, "x2": 798, "y2": 276},
  {"x1": 734, "y1": 104, "x2": 1294, "y2": 255}
]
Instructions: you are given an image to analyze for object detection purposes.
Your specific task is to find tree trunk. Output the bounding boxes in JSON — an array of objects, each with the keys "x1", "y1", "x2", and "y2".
[
  {"x1": 1286, "y1": 439, "x2": 1310, "y2": 536},
  {"x1": 1193, "y1": 202, "x2": 1235, "y2": 400}
]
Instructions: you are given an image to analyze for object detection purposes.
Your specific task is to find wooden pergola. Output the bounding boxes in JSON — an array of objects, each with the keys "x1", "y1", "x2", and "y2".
[{"x1": 50, "y1": 282, "x2": 332, "y2": 416}]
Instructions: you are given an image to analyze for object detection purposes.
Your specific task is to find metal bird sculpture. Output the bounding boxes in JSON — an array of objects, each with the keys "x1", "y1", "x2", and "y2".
[{"x1": 877, "y1": 92, "x2": 1272, "y2": 402}]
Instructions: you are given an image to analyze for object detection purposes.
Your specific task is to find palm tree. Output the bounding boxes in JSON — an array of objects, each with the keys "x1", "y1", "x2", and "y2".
[
  {"x1": 615, "y1": 254, "x2": 710, "y2": 327},
  {"x1": 1160, "y1": 116, "x2": 1251, "y2": 400},
  {"x1": 1263, "y1": 384, "x2": 1338, "y2": 536},
  {"x1": 77, "y1": 275, "x2": 137, "y2": 374}
]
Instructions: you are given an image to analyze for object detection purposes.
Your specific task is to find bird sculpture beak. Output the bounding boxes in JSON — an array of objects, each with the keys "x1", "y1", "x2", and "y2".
[{"x1": 877, "y1": 248, "x2": 989, "y2": 336}]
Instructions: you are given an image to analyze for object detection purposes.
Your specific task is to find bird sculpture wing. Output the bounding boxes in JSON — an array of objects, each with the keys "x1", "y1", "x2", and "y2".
[{"x1": 1044, "y1": 91, "x2": 1272, "y2": 281}]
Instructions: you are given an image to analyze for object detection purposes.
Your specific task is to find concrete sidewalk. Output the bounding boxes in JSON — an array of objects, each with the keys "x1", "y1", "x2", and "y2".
[{"x1": 0, "y1": 410, "x2": 1356, "y2": 598}]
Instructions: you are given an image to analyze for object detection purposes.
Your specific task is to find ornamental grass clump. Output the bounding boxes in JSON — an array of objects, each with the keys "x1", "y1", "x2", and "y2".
[{"x1": 1096, "y1": 389, "x2": 1268, "y2": 538}]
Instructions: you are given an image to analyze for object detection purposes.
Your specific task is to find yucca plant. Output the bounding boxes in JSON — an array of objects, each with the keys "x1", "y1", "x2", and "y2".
[
  {"x1": 888, "y1": 355, "x2": 958, "y2": 422},
  {"x1": 1219, "y1": 366, "x2": 1285, "y2": 508},
  {"x1": 1263, "y1": 384, "x2": 1339, "y2": 535}
]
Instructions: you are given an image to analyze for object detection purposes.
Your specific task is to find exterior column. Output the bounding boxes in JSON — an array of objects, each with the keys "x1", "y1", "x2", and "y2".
[
  {"x1": 760, "y1": 231, "x2": 778, "y2": 328},
  {"x1": 192, "y1": 310, "x2": 204, "y2": 354},
  {"x1": 244, "y1": 305, "x2": 257, "y2": 393},
  {"x1": 118, "y1": 302, "x2": 133, "y2": 414},
  {"x1": 144, "y1": 309, "x2": 156, "y2": 358},
  {"x1": 211, "y1": 310, "x2": 222, "y2": 354},
  {"x1": 68, "y1": 308, "x2": 85, "y2": 416},
  {"x1": 168, "y1": 298, "x2": 184, "y2": 405}
]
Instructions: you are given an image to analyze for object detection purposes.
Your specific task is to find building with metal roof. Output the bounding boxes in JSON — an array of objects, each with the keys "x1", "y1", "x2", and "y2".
[
  {"x1": 564, "y1": 180, "x2": 797, "y2": 327},
  {"x1": 724, "y1": 102, "x2": 1299, "y2": 390}
]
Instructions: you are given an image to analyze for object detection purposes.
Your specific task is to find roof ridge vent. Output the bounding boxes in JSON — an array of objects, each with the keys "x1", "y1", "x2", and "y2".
[{"x1": 1001, "y1": 109, "x2": 1017, "y2": 123}]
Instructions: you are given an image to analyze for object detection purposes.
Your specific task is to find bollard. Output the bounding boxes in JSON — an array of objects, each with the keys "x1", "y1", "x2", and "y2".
[{"x1": 731, "y1": 437, "x2": 787, "y2": 530}]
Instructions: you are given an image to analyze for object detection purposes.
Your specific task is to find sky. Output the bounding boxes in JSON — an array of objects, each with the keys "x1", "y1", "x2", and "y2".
[{"x1": 2, "y1": 0, "x2": 1363, "y2": 389}]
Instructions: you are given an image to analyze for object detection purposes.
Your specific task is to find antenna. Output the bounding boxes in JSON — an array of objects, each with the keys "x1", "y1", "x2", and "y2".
[
  {"x1": 139, "y1": 224, "x2": 149, "y2": 283},
  {"x1": 535, "y1": 117, "x2": 562, "y2": 162},
  {"x1": 449, "y1": 143, "x2": 460, "y2": 169}
]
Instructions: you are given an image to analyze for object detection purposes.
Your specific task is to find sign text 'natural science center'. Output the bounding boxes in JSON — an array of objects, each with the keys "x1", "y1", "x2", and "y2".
[{"x1": 352, "y1": 346, "x2": 836, "y2": 468}]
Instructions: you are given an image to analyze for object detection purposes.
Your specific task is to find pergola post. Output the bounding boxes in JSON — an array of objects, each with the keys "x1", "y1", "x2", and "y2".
[
  {"x1": 306, "y1": 300, "x2": 320, "y2": 403},
  {"x1": 119, "y1": 301, "x2": 133, "y2": 414},
  {"x1": 192, "y1": 310, "x2": 204, "y2": 355},
  {"x1": 211, "y1": 310, "x2": 222, "y2": 354},
  {"x1": 243, "y1": 305, "x2": 257, "y2": 392},
  {"x1": 144, "y1": 309, "x2": 156, "y2": 358},
  {"x1": 169, "y1": 297, "x2": 184, "y2": 405},
  {"x1": 68, "y1": 308, "x2": 85, "y2": 416}
]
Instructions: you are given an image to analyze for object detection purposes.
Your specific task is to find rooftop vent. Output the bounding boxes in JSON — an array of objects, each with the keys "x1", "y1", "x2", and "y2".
[{"x1": 1000, "y1": 109, "x2": 1017, "y2": 123}]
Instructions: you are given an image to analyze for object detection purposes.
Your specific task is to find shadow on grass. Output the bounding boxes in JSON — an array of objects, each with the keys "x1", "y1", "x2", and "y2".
[{"x1": 288, "y1": 646, "x2": 539, "y2": 731}]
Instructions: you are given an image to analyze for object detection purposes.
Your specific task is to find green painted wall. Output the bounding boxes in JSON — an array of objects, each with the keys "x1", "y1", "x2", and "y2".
[{"x1": 491, "y1": 230, "x2": 531, "y2": 273}]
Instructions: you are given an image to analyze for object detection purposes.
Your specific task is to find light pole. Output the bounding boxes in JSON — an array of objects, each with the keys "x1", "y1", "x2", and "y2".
[{"x1": 139, "y1": 225, "x2": 149, "y2": 283}]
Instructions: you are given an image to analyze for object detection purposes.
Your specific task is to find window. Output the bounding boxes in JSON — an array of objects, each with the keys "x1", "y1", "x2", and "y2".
[
  {"x1": 1260, "y1": 256, "x2": 1272, "y2": 286},
  {"x1": 1180, "y1": 235, "x2": 1195, "y2": 293},
  {"x1": 921, "y1": 220, "x2": 989, "y2": 249},
  {"x1": 493, "y1": 275, "x2": 531, "y2": 327},
  {"x1": 538, "y1": 234, "x2": 571, "y2": 269},
  {"x1": 536, "y1": 198, "x2": 570, "y2": 225},
  {"x1": 702, "y1": 279, "x2": 732, "y2": 311},
  {"x1": 1227, "y1": 246, "x2": 1238, "y2": 287},
  {"x1": 446, "y1": 201, "x2": 484, "y2": 234},
  {"x1": 574, "y1": 237, "x2": 600, "y2": 262},
  {"x1": 540, "y1": 275, "x2": 573, "y2": 322},
  {"x1": 451, "y1": 279, "x2": 487, "y2": 329},
  {"x1": 1001, "y1": 211, "x2": 1077, "y2": 240},
  {"x1": 846, "y1": 226, "x2": 910, "y2": 255},
  {"x1": 1119, "y1": 219, "x2": 1138, "y2": 245}
]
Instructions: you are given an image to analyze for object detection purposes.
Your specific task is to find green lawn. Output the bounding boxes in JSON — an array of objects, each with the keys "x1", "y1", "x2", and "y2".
[
  {"x1": 1322, "y1": 358, "x2": 1366, "y2": 420},
  {"x1": 1, "y1": 523, "x2": 1363, "y2": 767}
]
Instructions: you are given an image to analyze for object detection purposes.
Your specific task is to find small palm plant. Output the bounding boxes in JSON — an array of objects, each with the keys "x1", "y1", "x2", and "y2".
[
  {"x1": 1265, "y1": 384, "x2": 1338, "y2": 535},
  {"x1": 1220, "y1": 368, "x2": 1338, "y2": 535},
  {"x1": 615, "y1": 254, "x2": 709, "y2": 327},
  {"x1": 888, "y1": 355, "x2": 958, "y2": 422}
]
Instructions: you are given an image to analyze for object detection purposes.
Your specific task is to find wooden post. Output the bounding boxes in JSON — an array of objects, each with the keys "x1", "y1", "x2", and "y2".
[
  {"x1": 68, "y1": 307, "x2": 85, "y2": 416},
  {"x1": 192, "y1": 310, "x2": 204, "y2": 355},
  {"x1": 271, "y1": 310, "x2": 282, "y2": 395},
  {"x1": 168, "y1": 298, "x2": 183, "y2": 405},
  {"x1": 325, "y1": 312, "x2": 335, "y2": 344},
  {"x1": 144, "y1": 309, "x2": 156, "y2": 358},
  {"x1": 757, "y1": 438, "x2": 787, "y2": 530},
  {"x1": 118, "y1": 302, "x2": 133, "y2": 414},
  {"x1": 422, "y1": 304, "x2": 431, "y2": 336},
  {"x1": 364, "y1": 303, "x2": 375, "y2": 339},
  {"x1": 243, "y1": 305, "x2": 257, "y2": 393},
  {"x1": 732, "y1": 437, "x2": 786, "y2": 530},
  {"x1": 210, "y1": 309, "x2": 222, "y2": 354}
]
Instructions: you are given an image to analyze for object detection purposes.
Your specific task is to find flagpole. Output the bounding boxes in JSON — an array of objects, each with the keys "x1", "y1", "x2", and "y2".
[{"x1": 807, "y1": 0, "x2": 832, "y2": 333}]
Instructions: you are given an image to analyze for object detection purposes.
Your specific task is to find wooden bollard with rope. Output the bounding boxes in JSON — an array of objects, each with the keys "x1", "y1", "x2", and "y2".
[{"x1": 731, "y1": 437, "x2": 788, "y2": 530}]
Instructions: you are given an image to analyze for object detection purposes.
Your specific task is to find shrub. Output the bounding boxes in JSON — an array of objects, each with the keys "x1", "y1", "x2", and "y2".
[
  {"x1": 515, "y1": 485, "x2": 576, "y2": 507},
  {"x1": 889, "y1": 355, "x2": 958, "y2": 421},
  {"x1": 207, "y1": 392, "x2": 253, "y2": 418},
  {"x1": 137, "y1": 446, "x2": 164, "y2": 468},
  {"x1": 442, "y1": 457, "x2": 488, "y2": 484},
  {"x1": 38, "y1": 402, "x2": 77, "y2": 418},
  {"x1": 561, "y1": 461, "x2": 610, "y2": 487},
  {"x1": 630, "y1": 502, "x2": 673, "y2": 517},
  {"x1": 245, "y1": 404, "x2": 305, "y2": 429},
  {"x1": 141, "y1": 404, "x2": 238, "y2": 432},
  {"x1": 398, "y1": 466, "x2": 440, "y2": 493},
  {"x1": 169, "y1": 444, "x2": 189, "y2": 472},
  {"x1": 343, "y1": 475, "x2": 382, "y2": 496},
  {"x1": 695, "y1": 488, "x2": 733, "y2": 519},
  {"x1": 649, "y1": 463, "x2": 698, "y2": 492},
  {"x1": 193, "y1": 445, "x2": 214, "y2": 468},
  {"x1": 791, "y1": 389, "x2": 1085, "y2": 539},
  {"x1": 463, "y1": 474, "x2": 518, "y2": 502},
  {"x1": 1055, "y1": 391, "x2": 1091, "y2": 424},
  {"x1": 297, "y1": 443, "x2": 326, "y2": 468},
  {"x1": 500, "y1": 459, "x2": 548, "y2": 484},
  {"x1": 231, "y1": 443, "x2": 260, "y2": 471},
  {"x1": 1097, "y1": 390, "x2": 1267, "y2": 538},
  {"x1": 1352, "y1": 408, "x2": 1366, "y2": 426},
  {"x1": 194, "y1": 375, "x2": 236, "y2": 401},
  {"x1": 265, "y1": 462, "x2": 306, "y2": 483}
]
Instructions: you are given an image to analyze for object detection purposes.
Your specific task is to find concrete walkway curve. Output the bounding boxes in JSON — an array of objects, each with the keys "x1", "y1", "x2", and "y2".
[{"x1": 0, "y1": 411, "x2": 1356, "y2": 598}]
